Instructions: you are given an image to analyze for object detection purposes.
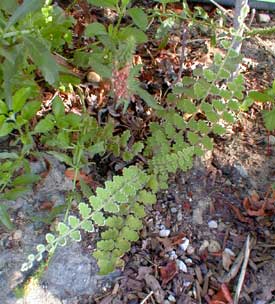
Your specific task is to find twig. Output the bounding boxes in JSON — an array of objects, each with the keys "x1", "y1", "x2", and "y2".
[
  {"x1": 234, "y1": 234, "x2": 252, "y2": 304},
  {"x1": 140, "y1": 291, "x2": 154, "y2": 304}
]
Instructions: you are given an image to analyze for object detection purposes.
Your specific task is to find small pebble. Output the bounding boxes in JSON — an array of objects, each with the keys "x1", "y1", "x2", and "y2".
[
  {"x1": 169, "y1": 250, "x2": 178, "y2": 260},
  {"x1": 176, "y1": 260, "x2": 188, "y2": 273},
  {"x1": 183, "y1": 280, "x2": 191, "y2": 287},
  {"x1": 177, "y1": 211, "x2": 183, "y2": 222},
  {"x1": 208, "y1": 240, "x2": 221, "y2": 253},
  {"x1": 171, "y1": 207, "x2": 177, "y2": 214},
  {"x1": 257, "y1": 13, "x2": 271, "y2": 23},
  {"x1": 185, "y1": 258, "x2": 193, "y2": 265},
  {"x1": 187, "y1": 245, "x2": 195, "y2": 255},
  {"x1": 179, "y1": 237, "x2": 190, "y2": 251},
  {"x1": 199, "y1": 240, "x2": 209, "y2": 252},
  {"x1": 13, "y1": 230, "x2": 22, "y2": 240},
  {"x1": 224, "y1": 248, "x2": 235, "y2": 256},
  {"x1": 159, "y1": 229, "x2": 171, "y2": 237},
  {"x1": 208, "y1": 220, "x2": 218, "y2": 229},
  {"x1": 168, "y1": 295, "x2": 176, "y2": 302}
]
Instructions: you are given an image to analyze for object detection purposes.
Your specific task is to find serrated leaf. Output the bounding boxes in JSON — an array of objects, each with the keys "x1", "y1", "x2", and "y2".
[
  {"x1": 36, "y1": 244, "x2": 46, "y2": 253},
  {"x1": 197, "y1": 121, "x2": 210, "y2": 134},
  {"x1": 212, "y1": 99, "x2": 226, "y2": 111},
  {"x1": 68, "y1": 215, "x2": 80, "y2": 228},
  {"x1": 135, "y1": 86, "x2": 162, "y2": 110},
  {"x1": 219, "y1": 69, "x2": 231, "y2": 80},
  {"x1": 220, "y1": 39, "x2": 231, "y2": 49},
  {"x1": 81, "y1": 220, "x2": 94, "y2": 232},
  {"x1": 101, "y1": 228, "x2": 119, "y2": 239},
  {"x1": 214, "y1": 53, "x2": 223, "y2": 65},
  {"x1": 97, "y1": 239, "x2": 115, "y2": 251},
  {"x1": 70, "y1": 230, "x2": 81, "y2": 242},
  {"x1": 12, "y1": 87, "x2": 32, "y2": 113},
  {"x1": 119, "y1": 27, "x2": 148, "y2": 44},
  {"x1": 222, "y1": 112, "x2": 235, "y2": 123},
  {"x1": 187, "y1": 131, "x2": 200, "y2": 144},
  {"x1": 206, "y1": 111, "x2": 219, "y2": 123},
  {"x1": 97, "y1": 258, "x2": 115, "y2": 275},
  {"x1": 121, "y1": 227, "x2": 139, "y2": 241},
  {"x1": 85, "y1": 22, "x2": 107, "y2": 37},
  {"x1": 116, "y1": 239, "x2": 131, "y2": 251},
  {"x1": 89, "y1": 196, "x2": 103, "y2": 211},
  {"x1": 79, "y1": 179, "x2": 94, "y2": 200},
  {"x1": 248, "y1": 91, "x2": 272, "y2": 102},
  {"x1": 201, "y1": 136, "x2": 213, "y2": 150},
  {"x1": 132, "y1": 142, "x2": 144, "y2": 155},
  {"x1": 106, "y1": 216, "x2": 124, "y2": 228},
  {"x1": 138, "y1": 190, "x2": 156, "y2": 205},
  {"x1": 212, "y1": 124, "x2": 226, "y2": 135},
  {"x1": 120, "y1": 130, "x2": 131, "y2": 147},
  {"x1": 58, "y1": 238, "x2": 67, "y2": 246},
  {"x1": 125, "y1": 215, "x2": 142, "y2": 230},
  {"x1": 177, "y1": 99, "x2": 197, "y2": 114},
  {"x1": 133, "y1": 203, "x2": 145, "y2": 218},
  {"x1": 92, "y1": 211, "x2": 105, "y2": 225},
  {"x1": 203, "y1": 69, "x2": 216, "y2": 82},
  {"x1": 46, "y1": 233, "x2": 55, "y2": 244},
  {"x1": 79, "y1": 202, "x2": 91, "y2": 218},
  {"x1": 194, "y1": 82, "x2": 208, "y2": 99},
  {"x1": 57, "y1": 222, "x2": 70, "y2": 235},
  {"x1": 128, "y1": 7, "x2": 148, "y2": 31},
  {"x1": 104, "y1": 202, "x2": 119, "y2": 213}
]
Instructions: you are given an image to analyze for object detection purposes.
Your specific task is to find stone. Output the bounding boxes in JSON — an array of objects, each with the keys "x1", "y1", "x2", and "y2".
[
  {"x1": 199, "y1": 240, "x2": 209, "y2": 252},
  {"x1": 234, "y1": 164, "x2": 248, "y2": 178},
  {"x1": 168, "y1": 294, "x2": 177, "y2": 302},
  {"x1": 176, "y1": 260, "x2": 188, "y2": 273},
  {"x1": 170, "y1": 207, "x2": 177, "y2": 214},
  {"x1": 159, "y1": 229, "x2": 171, "y2": 237},
  {"x1": 208, "y1": 220, "x2": 218, "y2": 229},
  {"x1": 257, "y1": 13, "x2": 271, "y2": 23},
  {"x1": 179, "y1": 237, "x2": 190, "y2": 251},
  {"x1": 208, "y1": 240, "x2": 221, "y2": 253}
]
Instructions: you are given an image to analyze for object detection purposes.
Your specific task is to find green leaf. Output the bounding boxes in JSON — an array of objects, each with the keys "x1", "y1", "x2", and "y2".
[
  {"x1": 106, "y1": 216, "x2": 124, "y2": 229},
  {"x1": 218, "y1": 69, "x2": 231, "y2": 80},
  {"x1": 0, "y1": 122, "x2": 14, "y2": 137},
  {"x1": 70, "y1": 230, "x2": 81, "y2": 242},
  {"x1": 220, "y1": 39, "x2": 231, "y2": 49},
  {"x1": 34, "y1": 115, "x2": 55, "y2": 134},
  {"x1": 79, "y1": 179, "x2": 94, "y2": 199},
  {"x1": 46, "y1": 233, "x2": 55, "y2": 244},
  {"x1": 212, "y1": 124, "x2": 226, "y2": 135},
  {"x1": 87, "y1": 0, "x2": 117, "y2": 9},
  {"x1": 81, "y1": 220, "x2": 94, "y2": 232},
  {"x1": 116, "y1": 239, "x2": 130, "y2": 251},
  {"x1": 212, "y1": 99, "x2": 226, "y2": 111},
  {"x1": 132, "y1": 142, "x2": 144, "y2": 155},
  {"x1": 1, "y1": 187, "x2": 30, "y2": 200},
  {"x1": 57, "y1": 222, "x2": 70, "y2": 235},
  {"x1": 128, "y1": 8, "x2": 148, "y2": 31},
  {"x1": 102, "y1": 228, "x2": 119, "y2": 239},
  {"x1": 85, "y1": 22, "x2": 107, "y2": 37},
  {"x1": 22, "y1": 101, "x2": 40, "y2": 120},
  {"x1": 13, "y1": 174, "x2": 40, "y2": 186},
  {"x1": 104, "y1": 202, "x2": 119, "y2": 213},
  {"x1": 52, "y1": 96, "x2": 65, "y2": 118},
  {"x1": 12, "y1": 87, "x2": 32, "y2": 113},
  {"x1": 97, "y1": 239, "x2": 115, "y2": 251},
  {"x1": 89, "y1": 196, "x2": 103, "y2": 211},
  {"x1": 125, "y1": 215, "x2": 142, "y2": 230},
  {"x1": 203, "y1": 69, "x2": 216, "y2": 82},
  {"x1": 248, "y1": 91, "x2": 272, "y2": 103},
  {"x1": 6, "y1": 0, "x2": 44, "y2": 29},
  {"x1": 194, "y1": 81, "x2": 208, "y2": 99},
  {"x1": 177, "y1": 99, "x2": 197, "y2": 114},
  {"x1": 47, "y1": 151, "x2": 73, "y2": 167},
  {"x1": 187, "y1": 131, "x2": 200, "y2": 144},
  {"x1": 201, "y1": 136, "x2": 213, "y2": 150},
  {"x1": 138, "y1": 190, "x2": 156, "y2": 205},
  {"x1": 222, "y1": 112, "x2": 235, "y2": 123},
  {"x1": 23, "y1": 36, "x2": 59, "y2": 85},
  {"x1": 36, "y1": 244, "x2": 46, "y2": 253},
  {"x1": 119, "y1": 27, "x2": 148, "y2": 44},
  {"x1": 263, "y1": 108, "x2": 275, "y2": 131},
  {"x1": 0, "y1": 152, "x2": 18, "y2": 159},
  {"x1": 92, "y1": 211, "x2": 105, "y2": 225},
  {"x1": 133, "y1": 203, "x2": 145, "y2": 218},
  {"x1": 97, "y1": 258, "x2": 115, "y2": 275},
  {"x1": 206, "y1": 110, "x2": 219, "y2": 123},
  {"x1": 68, "y1": 216, "x2": 80, "y2": 228},
  {"x1": 79, "y1": 202, "x2": 91, "y2": 219},
  {"x1": 121, "y1": 227, "x2": 139, "y2": 241},
  {"x1": 89, "y1": 142, "x2": 105, "y2": 157},
  {"x1": 135, "y1": 87, "x2": 162, "y2": 110},
  {"x1": 0, "y1": 100, "x2": 8, "y2": 115},
  {"x1": 0, "y1": 204, "x2": 14, "y2": 230}
]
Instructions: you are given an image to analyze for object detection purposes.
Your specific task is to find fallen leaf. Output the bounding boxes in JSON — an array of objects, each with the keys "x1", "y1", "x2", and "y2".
[
  {"x1": 39, "y1": 201, "x2": 54, "y2": 211},
  {"x1": 227, "y1": 203, "x2": 252, "y2": 224},
  {"x1": 65, "y1": 169, "x2": 99, "y2": 191},
  {"x1": 159, "y1": 261, "x2": 178, "y2": 285},
  {"x1": 210, "y1": 283, "x2": 233, "y2": 304},
  {"x1": 243, "y1": 197, "x2": 268, "y2": 217}
]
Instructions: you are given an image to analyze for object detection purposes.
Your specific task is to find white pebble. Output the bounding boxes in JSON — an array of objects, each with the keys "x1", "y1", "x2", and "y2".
[
  {"x1": 199, "y1": 240, "x2": 209, "y2": 252},
  {"x1": 208, "y1": 220, "x2": 218, "y2": 229},
  {"x1": 177, "y1": 260, "x2": 188, "y2": 273},
  {"x1": 171, "y1": 207, "x2": 177, "y2": 213},
  {"x1": 224, "y1": 247, "x2": 235, "y2": 256},
  {"x1": 185, "y1": 258, "x2": 193, "y2": 265},
  {"x1": 169, "y1": 250, "x2": 178, "y2": 260},
  {"x1": 168, "y1": 294, "x2": 176, "y2": 302},
  {"x1": 159, "y1": 229, "x2": 171, "y2": 237},
  {"x1": 179, "y1": 237, "x2": 190, "y2": 251}
]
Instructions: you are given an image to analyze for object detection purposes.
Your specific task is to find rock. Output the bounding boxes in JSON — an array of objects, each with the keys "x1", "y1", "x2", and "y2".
[
  {"x1": 159, "y1": 229, "x2": 171, "y2": 238},
  {"x1": 257, "y1": 13, "x2": 271, "y2": 23},
  {"x1": 234, "y1": 163, "x2": 248, "y2": 178},
  {"x1": 208, "y1": 240, "x2": 221, "y2": 253},
  {"x1": 199, "y1": 240, "x2": 209, "y2": 252},
  {"x1": 187, "y1": 245, "x2": 195, "y2": 255},
  {"x1": 208, "y1": 220, "x2": 218, "y2": 229},
  {"x1": 168, "y1": 294, "x2": 177, "y2": 302},
  {"x1": 170, "y1": 207, "x2": 177, "y2": 214},
  {"x1": 193, "y1": 197, "x2": 211, "y2": 225},
  {"x1": 185, "y1": 258, "x2": 193, "y2": 265},
  {"x1": 13, "y1": 230, "x2": 23, "y2": 240},
  {"x1": 169, "y1": 251, "x2": 178, "y2": 260},
  {"x1": 176, "y1": 260, "x2": 188, "y2": 273},
  {"x1": 179, "y1": 237, "x2": 190, "y2": 251},
  {"x1": 176, "y1": 211, "x2": 183, "y2": 222}
]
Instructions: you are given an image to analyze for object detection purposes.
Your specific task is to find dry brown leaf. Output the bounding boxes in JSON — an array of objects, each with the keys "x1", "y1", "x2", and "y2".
[{"x1": 159, "y1": 261, "x2": 178, "y2": 285}]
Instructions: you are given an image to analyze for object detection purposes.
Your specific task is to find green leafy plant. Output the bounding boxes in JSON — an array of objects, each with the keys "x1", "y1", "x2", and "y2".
[{"x1": 21, "y1": 1, "x2": 250, "y2": 276}]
